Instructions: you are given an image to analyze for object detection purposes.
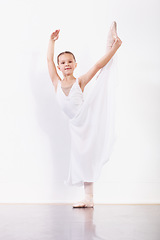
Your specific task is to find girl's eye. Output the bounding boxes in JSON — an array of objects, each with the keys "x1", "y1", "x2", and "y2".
[
  {"x1": 61, "y1": 62, "x2": 65, "y2": 64},
  {"x1": 69, "y1": 61, "x2": 72, "y2": 63}
]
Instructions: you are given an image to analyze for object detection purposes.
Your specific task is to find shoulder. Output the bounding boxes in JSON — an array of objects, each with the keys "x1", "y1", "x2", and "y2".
[
  {"x1": 78, "y1": 64, "x2": 100, "y2": 89},
  {"x1": 78, "y1": 76, "x2": 84, "y2": 86},
  {"x1": 78, "y1": 76, "x2": 86, "y2": 92},
  {"x1": 53, "y1": 77, "x2": 62, "y2": 93}
]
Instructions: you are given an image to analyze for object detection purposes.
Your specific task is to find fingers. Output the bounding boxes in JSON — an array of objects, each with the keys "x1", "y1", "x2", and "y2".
[
  {"x1": 112, "y1": 36, "x2": 122, "y2": 49},
  {"x1": 54, "y1": 29, "x2": 60, "y2": 34},
  {"x1": 115, "y1": 36, "x2": 122, "y2": 44},
  {"x1": 50, "y1": 29, "x2": 60, "y2": 41},
  {"x1": 51, "y1": 29, "x2": 60, "y2": 36}
]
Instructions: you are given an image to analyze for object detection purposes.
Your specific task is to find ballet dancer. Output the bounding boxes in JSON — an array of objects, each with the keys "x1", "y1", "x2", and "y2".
[{"x1": 47, "y1": 22, "x2": 122, "y2": 208}]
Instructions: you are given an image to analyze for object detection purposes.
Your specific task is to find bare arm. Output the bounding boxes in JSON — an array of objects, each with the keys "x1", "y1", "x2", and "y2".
[
  {"x1": 47, "y1": 30, "x2": 61, "y2": 88},
  {"x1": 79, "y1": 37, "x2": 122, "y2": 90}
]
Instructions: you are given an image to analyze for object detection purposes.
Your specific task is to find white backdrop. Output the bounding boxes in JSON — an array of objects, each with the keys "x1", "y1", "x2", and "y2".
[{"x1": 0, "y1": 0, "x2": 160, "y2": 203}]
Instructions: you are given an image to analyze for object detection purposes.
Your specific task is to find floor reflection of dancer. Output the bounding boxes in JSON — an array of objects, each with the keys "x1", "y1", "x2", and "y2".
[
  {"x1": 47, "y1": 22, "x2": 122, "y2": 208},
  {"x1": 72, "y1": 208, "x2": 106, "y2": 240}
]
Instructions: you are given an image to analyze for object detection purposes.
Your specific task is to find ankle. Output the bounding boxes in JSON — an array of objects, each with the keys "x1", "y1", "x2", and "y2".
[{"x1": 85, "y1": 194, "x2": 93, "y2": 202}]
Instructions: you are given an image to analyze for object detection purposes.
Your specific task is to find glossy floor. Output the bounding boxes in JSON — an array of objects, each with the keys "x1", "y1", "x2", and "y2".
[{"x1": 0, "y1": 204, "x2": 160, "y2": 240}]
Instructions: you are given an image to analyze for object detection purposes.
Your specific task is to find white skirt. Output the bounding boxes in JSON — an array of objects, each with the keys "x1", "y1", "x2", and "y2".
[{"x1": 64, "y1": 56, "x2": 118, "y2": 187}]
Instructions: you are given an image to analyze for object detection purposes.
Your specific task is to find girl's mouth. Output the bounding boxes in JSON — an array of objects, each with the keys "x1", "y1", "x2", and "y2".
[{"x1": 65, "y1": 68, "x2": 71, "y2": 70}]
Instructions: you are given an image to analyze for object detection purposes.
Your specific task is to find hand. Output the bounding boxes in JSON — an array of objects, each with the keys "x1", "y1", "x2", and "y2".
[
  {"x1": 50, "y1": 29, "x2": 60, "y2": 41},
  {"x1": 112, "y1": 36, "x2": 122, "y2": 49}
]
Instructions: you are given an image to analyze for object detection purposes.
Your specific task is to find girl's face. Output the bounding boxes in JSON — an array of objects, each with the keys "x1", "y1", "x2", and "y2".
[{"x1": 57, "y1": 53, "x2": 77, "y2": 76}]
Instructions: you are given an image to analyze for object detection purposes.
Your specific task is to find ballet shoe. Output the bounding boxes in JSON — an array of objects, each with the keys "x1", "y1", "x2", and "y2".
[
  {"x1": 106, "y1": 21, "x2": 118, "y2": 48},
  {"x1": 72, "y1": 199, "x2": 94, "y2": 208}
]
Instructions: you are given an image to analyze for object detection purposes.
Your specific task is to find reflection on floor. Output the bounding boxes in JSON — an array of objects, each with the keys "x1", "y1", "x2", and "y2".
[{"x1": 0, "y1": 204, "x2": 160, "y2": 240}]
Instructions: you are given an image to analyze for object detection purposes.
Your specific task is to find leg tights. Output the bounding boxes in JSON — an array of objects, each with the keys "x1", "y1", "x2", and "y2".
[{"x1": 84, "y1": 182, "x2": 94, "y2": 202}]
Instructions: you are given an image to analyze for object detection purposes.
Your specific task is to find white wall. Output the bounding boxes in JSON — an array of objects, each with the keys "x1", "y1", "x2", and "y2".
[{"x1": 0, "y1": 0, "x2": 160, "y2": 203}]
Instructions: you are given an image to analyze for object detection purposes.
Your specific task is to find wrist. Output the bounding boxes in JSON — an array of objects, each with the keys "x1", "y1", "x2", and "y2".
[
  {"x1": 49, "y1": 38, "x2": 56, "y2": 43},
  {"x1": 112, "y1": 44, "x2": 120, "y2": 52}
]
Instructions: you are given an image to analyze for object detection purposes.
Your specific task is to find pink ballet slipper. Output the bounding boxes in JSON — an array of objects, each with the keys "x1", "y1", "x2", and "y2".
[
  {"x1": 72, "y1": 199, "x2": 94, "y2": 208},
  {"x1": 106, "y1": 21, "x2": 118, "y2": 48}
]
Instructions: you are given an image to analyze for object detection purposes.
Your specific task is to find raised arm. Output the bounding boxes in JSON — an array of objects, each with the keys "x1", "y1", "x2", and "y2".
[
  {"x1": 79, "y1": 37, "x2": 122, "y2": 90},
  {"x1": 47, "y1": 30, "x2": 61, "y2": 88}
]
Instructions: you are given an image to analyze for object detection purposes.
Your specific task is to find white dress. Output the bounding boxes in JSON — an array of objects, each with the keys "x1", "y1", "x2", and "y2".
[{"x1": 55, "y1": 56, "x2": 117, "y2": 187}]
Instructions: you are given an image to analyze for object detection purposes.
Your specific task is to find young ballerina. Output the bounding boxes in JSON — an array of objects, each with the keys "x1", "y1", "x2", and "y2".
[{"x1": 47, "y1": 22, "x2": 122, "y2": 208}]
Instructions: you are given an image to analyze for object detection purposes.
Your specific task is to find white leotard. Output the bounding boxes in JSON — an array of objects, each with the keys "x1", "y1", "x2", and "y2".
[{"x1": 55, "y1": 78, "x2": 84, "y2": 119}]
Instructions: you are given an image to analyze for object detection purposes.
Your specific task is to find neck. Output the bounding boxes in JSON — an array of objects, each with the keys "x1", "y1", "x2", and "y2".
[{"x1": 63, "y1": 74, "x2": 76, "y2": 82}]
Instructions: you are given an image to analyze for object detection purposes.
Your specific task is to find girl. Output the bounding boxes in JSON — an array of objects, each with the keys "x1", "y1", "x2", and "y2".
[{"x1": 47, "y1": 22, "x2": 122, "y2": 208}]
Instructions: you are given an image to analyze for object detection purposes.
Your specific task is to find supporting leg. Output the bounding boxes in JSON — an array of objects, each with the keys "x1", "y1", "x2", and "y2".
[
  {"x1": 72, "y1": 182, "x2": 94, "y2": 208},
  {"x1": 84, "y1": 182, "x2": 94, "y2": 202}
]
